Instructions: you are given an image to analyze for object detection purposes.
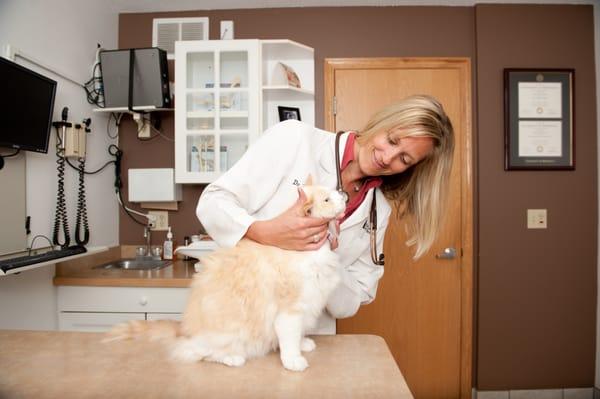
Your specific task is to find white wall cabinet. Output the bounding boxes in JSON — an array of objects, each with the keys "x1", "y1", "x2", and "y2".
[
  {"x1": 57, "y1": 286, "x2": 189, "y2": 332},
  {"x1": 175, "y1": 39, "x2": 314, "y2": 184}
]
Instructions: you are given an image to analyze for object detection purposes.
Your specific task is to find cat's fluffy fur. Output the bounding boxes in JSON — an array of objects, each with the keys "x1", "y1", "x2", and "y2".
[{"x1": 106, "y1": 181, "x2": 345, "y2": 372}]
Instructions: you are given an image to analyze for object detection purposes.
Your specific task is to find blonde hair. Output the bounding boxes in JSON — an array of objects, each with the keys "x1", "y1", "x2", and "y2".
[{"x1": 356, "y1": 95, "x2": 455, "y2": 259}]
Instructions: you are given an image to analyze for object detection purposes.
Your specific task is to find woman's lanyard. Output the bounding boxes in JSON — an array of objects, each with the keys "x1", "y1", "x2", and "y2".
[{"x1": 335, "y1": 131, "x2": 384, "y2": 266}]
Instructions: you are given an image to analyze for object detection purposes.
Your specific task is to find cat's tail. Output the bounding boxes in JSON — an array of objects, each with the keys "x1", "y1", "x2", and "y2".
[{"x1": 102, "y1": 319, "x2": 181, "y2": 343}]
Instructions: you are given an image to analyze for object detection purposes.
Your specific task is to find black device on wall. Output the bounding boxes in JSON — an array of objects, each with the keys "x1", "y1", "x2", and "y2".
[
  {"x1": 99, "y1": 48, "x2": 170, "y2": 109},
  {"x1": 0, "y1": 56, "x2": 57, "y2": 154}
]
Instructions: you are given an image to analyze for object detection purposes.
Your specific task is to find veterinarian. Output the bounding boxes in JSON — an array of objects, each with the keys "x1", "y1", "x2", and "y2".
[{"x1": 196, "y1": 94, "x2": 454, "y2": 326}]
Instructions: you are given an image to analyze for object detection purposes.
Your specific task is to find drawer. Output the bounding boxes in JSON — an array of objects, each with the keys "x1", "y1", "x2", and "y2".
[
  {"x1": 57, "y1": 286, "x2": 190, "y2": 313},
  {"x1": 146, "y1": 313, "x2": 183, "y2": 321}
]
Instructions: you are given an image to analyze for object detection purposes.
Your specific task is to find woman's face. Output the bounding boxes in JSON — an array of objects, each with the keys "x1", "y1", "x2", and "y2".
[{"x1": 355, "y1": 129, "x2": 435, "y2": 177}]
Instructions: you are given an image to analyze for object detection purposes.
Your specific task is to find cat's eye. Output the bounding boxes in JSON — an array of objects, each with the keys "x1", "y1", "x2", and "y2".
[{"x1": 325, "y1": 198, "x2": 329, "y2": 202}]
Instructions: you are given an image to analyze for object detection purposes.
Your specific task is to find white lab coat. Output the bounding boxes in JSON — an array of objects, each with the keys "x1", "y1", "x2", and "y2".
[{"x1": 196, "y1": 120, "x2": 391, "y2": 333}]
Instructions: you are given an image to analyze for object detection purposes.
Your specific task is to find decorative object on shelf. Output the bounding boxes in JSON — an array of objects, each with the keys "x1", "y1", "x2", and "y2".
[
  {"x1": 197, "y1": 144, "x2": 229, "y2": 172},
  {"x1": 219, "y1": 76, "x2": 242, "y2": 111},
  {"x1": 193, "y1": 93, "x2": 214, "y2": 112},
  {"x1": 504, "y1": 69, "x2": 574, "y2": 170},
  {"x1": 278, "y1": 106, "x2": 301, "y2": 122},
  {"x1": 190, "y1": 145, "x2": 201, "y2": 172},
  {"x1": 273, "y1": 62, "x2": 301, "y2": 88}
]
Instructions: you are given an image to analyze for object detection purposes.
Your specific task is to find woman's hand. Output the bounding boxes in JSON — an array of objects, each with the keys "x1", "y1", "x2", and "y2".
[{"x1": 245, "y1": 188, "x2": 334, "y2": 251}]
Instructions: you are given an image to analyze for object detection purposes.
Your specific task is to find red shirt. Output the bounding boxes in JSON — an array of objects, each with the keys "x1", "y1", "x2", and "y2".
[{"x1": 339, "y1": 132, "x2": 382, "y2": 224}]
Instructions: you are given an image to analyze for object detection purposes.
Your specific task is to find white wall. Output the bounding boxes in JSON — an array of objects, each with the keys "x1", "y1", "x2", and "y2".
[{"x1": 0, "y1": 0, "x2": 119, "y2": 330}]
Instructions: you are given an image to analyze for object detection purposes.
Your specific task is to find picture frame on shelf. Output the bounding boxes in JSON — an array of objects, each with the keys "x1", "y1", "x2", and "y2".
[
  {"x1": 278, "y1": 106, "x2": 301, "y2": 122},
  {"x1": 504, "y1": 68, "x2": 575, "y2": 170}
]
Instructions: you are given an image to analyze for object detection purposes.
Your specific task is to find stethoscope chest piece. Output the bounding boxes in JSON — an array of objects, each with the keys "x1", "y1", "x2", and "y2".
[{"x1": 339, "y1": 189, "x2": 349, "y2": 204}]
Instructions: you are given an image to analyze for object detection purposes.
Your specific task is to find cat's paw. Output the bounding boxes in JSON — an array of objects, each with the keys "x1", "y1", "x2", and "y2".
[
  {"x1": 301, "y1": 337, "x2": 316, "y2": 352},
  {"x1": 171, "y1": 344, "x2": 202, "y2": 363},
  {"x1": 222, "y1": 355, "x2": 246, "y2": 367},
  {"x1": 281, "y1": 355, "x2": 309, "y2": 372}
]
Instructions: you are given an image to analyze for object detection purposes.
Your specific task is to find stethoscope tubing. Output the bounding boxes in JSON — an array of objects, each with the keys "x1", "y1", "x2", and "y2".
[{"x1": 335, "y1": 131, "x2": 384, "y2": 266}]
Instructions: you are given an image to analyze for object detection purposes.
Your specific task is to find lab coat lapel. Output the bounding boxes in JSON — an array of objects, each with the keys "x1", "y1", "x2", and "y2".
[
  {"x1": 341, "y1": 188, "x2": 373, "y2": 230},
  {"x1": 319, "y1": 131, "x2": 372, "y2": 230},
  {"x1": 318, "y1": 131, "x2": 348, "y2": 190}
]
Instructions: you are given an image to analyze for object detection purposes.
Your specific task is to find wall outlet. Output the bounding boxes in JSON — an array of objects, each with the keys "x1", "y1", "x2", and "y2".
[
  {"x1": 133, "y1": 113, "x2": 151, "y2": 138},
  {"x1": 527, "y1": 209, "x2": 547, "y2": 229},
  {"x1": 149, "y1": 211, "x2": 168, "y2": 231},
  {"x1": 137, "y1": 121, "x2": 151, "y2": 138}
]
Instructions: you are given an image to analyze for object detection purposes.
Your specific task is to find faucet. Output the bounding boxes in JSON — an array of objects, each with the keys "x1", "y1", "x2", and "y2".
[{"x1": 143, "y1": 225, "x2": 152, "y2": 258}]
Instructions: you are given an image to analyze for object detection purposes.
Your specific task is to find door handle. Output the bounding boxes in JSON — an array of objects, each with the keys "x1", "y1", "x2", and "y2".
[{"x1": 435, "y1": 247, "x2": 457, "y2": 260}]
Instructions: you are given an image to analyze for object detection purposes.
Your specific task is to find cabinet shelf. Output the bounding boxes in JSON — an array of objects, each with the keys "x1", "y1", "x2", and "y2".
[
  {"x1": 262, "y1": 86, "x2": 314, "y2": 96},
  {"x1": 261, "y1": 39, "x2": 314, "y2": 59},
  {"x1": 93, "y1": 106, "x2": 173, "y2": 113},
  {"x1": 186, "y1": 88, "x2": 249, "y2": 93},
  {"x1": 187, "y1": 110, "x2": 249, "y2": 118}
]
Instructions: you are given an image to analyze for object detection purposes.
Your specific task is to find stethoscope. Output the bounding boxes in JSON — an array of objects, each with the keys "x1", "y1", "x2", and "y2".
[{"x1": 335, "y1": 131, "x2": 385, "y2": 266}]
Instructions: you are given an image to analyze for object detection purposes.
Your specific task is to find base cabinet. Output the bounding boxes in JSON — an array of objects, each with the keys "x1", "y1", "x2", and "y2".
[{"x1": 57, "y1": 286, "x2": 189, "y2": 332}]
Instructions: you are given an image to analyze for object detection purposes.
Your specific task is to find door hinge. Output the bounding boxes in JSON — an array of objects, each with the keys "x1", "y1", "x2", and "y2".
[{"x1": 332, "y1": 96, "x2": 337, "y2": 116}]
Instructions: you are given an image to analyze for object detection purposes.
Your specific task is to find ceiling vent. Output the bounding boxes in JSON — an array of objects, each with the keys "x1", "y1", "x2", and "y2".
[{"x1": 152, "y1": 17, "x2": 209, "y2": 59}]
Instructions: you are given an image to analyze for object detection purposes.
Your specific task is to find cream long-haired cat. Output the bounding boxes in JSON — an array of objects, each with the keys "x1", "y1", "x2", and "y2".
[{"x1": 107, "y1": 178, "x2": 345, "y2": 372}]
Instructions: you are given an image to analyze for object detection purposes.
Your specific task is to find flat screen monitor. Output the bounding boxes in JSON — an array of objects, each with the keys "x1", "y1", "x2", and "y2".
[{"x1": 0, "y1": 57, "x2": 57, "y2": 154}]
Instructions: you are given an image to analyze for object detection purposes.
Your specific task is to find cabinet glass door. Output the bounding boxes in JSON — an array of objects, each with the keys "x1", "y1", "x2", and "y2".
[
  {"x1": 176, "y1": 40, "x2": 259, "y2": 183},
  {"x1": 186, "y1": 51, "x2": 215, "y2": 131},
  {"x1": 219, "y1": 51, "x2": 249, "y2": 131}
]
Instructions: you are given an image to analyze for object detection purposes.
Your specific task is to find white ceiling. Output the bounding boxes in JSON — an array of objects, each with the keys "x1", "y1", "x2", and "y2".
[{"x1": 111, "y1": 0, "x2": 596, "y2": 13}]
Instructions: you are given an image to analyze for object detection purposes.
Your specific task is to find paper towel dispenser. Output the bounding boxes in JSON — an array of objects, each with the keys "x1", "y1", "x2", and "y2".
[{"x1": 128, "y1": 168, "x2": 182, "y2": 202}]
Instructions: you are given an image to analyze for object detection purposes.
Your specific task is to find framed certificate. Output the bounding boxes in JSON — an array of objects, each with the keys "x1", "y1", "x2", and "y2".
[{"x1": 504, "y1": 69, "x2": 574, "y2": 170}]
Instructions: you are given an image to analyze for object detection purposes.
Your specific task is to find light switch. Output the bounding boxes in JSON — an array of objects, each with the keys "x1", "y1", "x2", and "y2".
[{"x1": 527, "y1": 209, "x2": 547, "y2": 229}]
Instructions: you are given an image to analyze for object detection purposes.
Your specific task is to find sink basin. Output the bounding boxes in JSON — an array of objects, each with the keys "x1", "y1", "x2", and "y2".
[{"x1": 93, "y1": 258, "x2": 171, "y2": 270}]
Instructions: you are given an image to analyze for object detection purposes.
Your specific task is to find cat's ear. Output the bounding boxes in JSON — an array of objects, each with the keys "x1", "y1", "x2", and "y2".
[
  {"x1": 302, "y1": 197, "x2": 314, "y2": 216},
  {"x1": 305, "y1": 174, "x2": 313, "y2": 186}
]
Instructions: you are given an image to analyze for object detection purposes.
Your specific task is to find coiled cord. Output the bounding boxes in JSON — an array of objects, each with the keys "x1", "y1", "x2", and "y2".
[
  {"x1": 109, "y1": 144, "x2": 146, "y2": 227},
  {"x1": 74, "y1": 158, "x2": 89, "y2": 245},
  {"x1": 53, "y1": 130, "x2": 70, "y2": 248}
]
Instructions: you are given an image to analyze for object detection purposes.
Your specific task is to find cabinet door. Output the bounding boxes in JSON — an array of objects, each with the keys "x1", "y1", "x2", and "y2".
[
  {"x1": 57, "y1": 286, "x2": 189, "y2": 313},
  {"x1": 175, "y1": 39, "x2": 260, "y2": 183},
  {"x1": 58, "y1": 312, "x2": 145, "y2": 332}
]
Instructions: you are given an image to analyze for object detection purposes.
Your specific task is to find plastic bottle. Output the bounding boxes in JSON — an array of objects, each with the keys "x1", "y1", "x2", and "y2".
[{"x1": 163, "y1": 227, "x2": 174, "y2": 260}]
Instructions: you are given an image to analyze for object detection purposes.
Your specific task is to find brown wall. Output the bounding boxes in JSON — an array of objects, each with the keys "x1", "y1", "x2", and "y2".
[
  {"x1": 117, "y1": 5, "x2": 597, "y2": 390},
  {"x1": 475, "y1": 4, "x2": 597, "y2": 390},
  {"x1": 118, "y1": 6, "x2": 474, "y2": 245}
]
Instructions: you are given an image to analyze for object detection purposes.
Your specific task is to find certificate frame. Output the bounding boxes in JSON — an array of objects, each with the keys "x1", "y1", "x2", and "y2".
[{"x1": 504, "y1": 68, "x2": 575, "y2": 170}]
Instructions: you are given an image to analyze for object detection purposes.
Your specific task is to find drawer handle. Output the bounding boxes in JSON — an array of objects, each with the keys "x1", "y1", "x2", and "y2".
[{"x1": 139, "y1": 296, "x2": 148, "y2": 306}]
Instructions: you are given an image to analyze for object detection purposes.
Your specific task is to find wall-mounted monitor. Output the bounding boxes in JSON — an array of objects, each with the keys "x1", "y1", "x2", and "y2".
[{"x1": 0, "y1": 56, "x2": 57, "y2": 154}]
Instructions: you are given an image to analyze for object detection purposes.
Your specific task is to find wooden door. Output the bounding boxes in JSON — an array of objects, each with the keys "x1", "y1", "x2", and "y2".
[{"x1": 325, "y1": 58, "x2": 473, "y2": 399}]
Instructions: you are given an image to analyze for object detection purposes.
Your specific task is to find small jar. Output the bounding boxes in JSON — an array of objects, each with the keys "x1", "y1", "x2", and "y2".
[
  {"x1": 136, "y1": 246, "x2": 147, "y2": 257},
  {"x1": 152, "y1": 246, "x2": 162, "y2": 258}
]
